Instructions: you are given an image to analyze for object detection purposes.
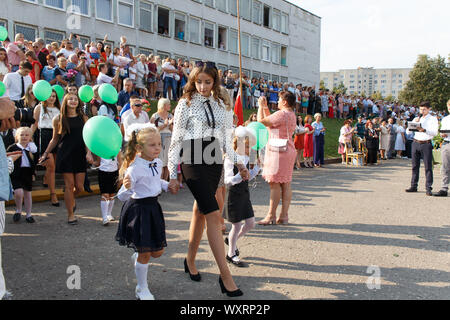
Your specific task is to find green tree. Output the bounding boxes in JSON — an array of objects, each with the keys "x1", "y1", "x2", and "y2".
[
  {"x1": 399, "y1": 54, "x2": 450, "y2": 111},
  {"x1": 370, "y1": 91, "x2": 383, "y2": 101},
  {"x1": 385, "y1": 94, "x2": 395, "y2": 103},
  {"x1": 333, "y1": 82, "x2": 347, "y2": 95},
  {"x1": 319, "y1": 80, "x2": 327, "y2": 91}
]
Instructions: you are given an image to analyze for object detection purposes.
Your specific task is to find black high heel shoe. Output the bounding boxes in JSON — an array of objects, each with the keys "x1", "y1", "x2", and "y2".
[
  {"x1": 219, "y1": 276, "x2": 243, "y2": 297},
  {"x1": 184, "y1": 258, "x2": 201, "y2": 282}
]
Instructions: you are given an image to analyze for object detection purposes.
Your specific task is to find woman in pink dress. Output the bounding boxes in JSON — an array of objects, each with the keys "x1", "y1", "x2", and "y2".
[{"x1": 256, "y1": 91, "x2": 297, "y2": 225}]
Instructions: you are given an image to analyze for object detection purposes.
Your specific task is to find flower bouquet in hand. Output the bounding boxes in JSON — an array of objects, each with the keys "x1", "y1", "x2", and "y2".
[
  {"x1": 142, "y1": 99, "x2": 151, "y2": 113},
  {"x1": 66, "y1": 69, "x2": 78, "y2": 82}
]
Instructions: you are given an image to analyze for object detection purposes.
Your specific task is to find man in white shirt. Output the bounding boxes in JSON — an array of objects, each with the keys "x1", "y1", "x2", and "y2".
[
  {"x1": 405, "y1": 102, "x2": 439, "y2": 196},
  {"x1": 434, "y1": 99, "x2": 450, "y2": 197},
  {"x1": 3, "y1": 61, "x2": 33, "y2": 102},
  {"x1": 162, "y1": 59, "x2": 178, "y2": 101},
  {"x1": 97, "y1": 63, "x2": 120, "y2": 86},
  {"x1": 121, "y1": 97, "x2": 150, "y2": 143}
]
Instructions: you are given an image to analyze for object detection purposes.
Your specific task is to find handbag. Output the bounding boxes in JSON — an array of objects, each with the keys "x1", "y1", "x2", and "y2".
[{"x1": 268, "y1": 111, "x2": 289, "y2": 153}]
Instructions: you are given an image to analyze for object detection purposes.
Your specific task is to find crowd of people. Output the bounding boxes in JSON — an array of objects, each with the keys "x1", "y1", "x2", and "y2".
[{"x1": 0, "y1": 31, "x2": 449, "y2": 301}]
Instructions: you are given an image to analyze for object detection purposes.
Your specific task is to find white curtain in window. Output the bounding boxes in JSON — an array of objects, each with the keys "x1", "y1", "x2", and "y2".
[
  {"x1": 252, "y1": 1, "x2": 261, "y2": 24},
  {"x1": 190, "y1": 18, "x2": 200, "y2": 43},
  {"x1": 96, "y1": 0, "x2": 112, "y2": 21},
  {"x1": 140, "y1": 2, "x2": 152, "y2": 32},
  {"x1": 229, "y1": 30, "x2": 238, "y2": 53},
  {"x1": 119, "y1": 0, "x2": 133, "y2": 26},
  {"x1": 46, "y1": 0, "x2": 64, "y2": 8},
  {"x1": 241, "y1": 33, "x2": 249, "y2": 56},
  {"x1": 216, "y1": 0, "x2": 227, "y2": 12}
]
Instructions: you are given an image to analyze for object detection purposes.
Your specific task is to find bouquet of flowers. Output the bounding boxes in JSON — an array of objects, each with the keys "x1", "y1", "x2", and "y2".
[
  {"x1": 66, "y1": 69, "x2": 78, "y2": 82},
  {"x1": 142, "y1": 99, "x2": 151, "y2": 113}
]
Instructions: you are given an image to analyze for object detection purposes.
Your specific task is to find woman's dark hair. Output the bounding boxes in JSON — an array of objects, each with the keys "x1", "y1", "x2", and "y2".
[
  {"x1": 43, "y1": 89, "x2": 61, "y2": 115},
  {"x1": 297, "y1": 115, "x2": 304, "y2": 126},
  {"x1": 0, "y1": 48, "x2": 9, "y2": 66},
  {"x1": 58, "y1": 94, "x2": 84, "y2": 136},
  {"x1": 279, "y1": 91, "x2": 296, "y2": 108},
  {"x1": 103, "y1": 102, "x2": 118, "y2": 118},
  {"x1": 97, "y1": 41, "x2": 105, "y2": 53}
]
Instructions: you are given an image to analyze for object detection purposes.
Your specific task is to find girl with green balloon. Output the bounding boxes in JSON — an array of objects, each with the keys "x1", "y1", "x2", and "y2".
[{"x1": 39, "y1": 93, "x2": 94, "y2": 225}]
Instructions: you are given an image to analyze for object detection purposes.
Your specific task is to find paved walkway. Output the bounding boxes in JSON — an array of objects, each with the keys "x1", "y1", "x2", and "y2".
[{"x1": 2, "y1": 159, "x2": 449, "y2": 300}]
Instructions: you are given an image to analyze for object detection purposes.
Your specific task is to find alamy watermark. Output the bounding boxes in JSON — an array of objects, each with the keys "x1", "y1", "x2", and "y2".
[
  {"x1": 66, "y1": 265, "x2": 81, "y2": 290},
  {"x1": 366, "y1": 265, "x2": 381, "y2": 290}
]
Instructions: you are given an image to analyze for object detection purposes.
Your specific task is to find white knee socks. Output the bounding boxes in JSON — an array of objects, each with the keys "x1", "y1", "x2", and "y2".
[
  {"x1": 100, "y1": 200, "x2": 109, "y2": 221},
  {"x1": 238, "y1": 217, "x2": 255, "y2": 239},
  {"x1": 228, "y1": 222, "x2": 242, "y2": 257},
  {"x1": 107, "y1": 199, "x2": 115, "y2": 217},
  {"x1": 135, "y1": 261, "x2": 149, "y2": 289},
  {"x1": 23, "y1": 191, "x2": 32, "y2": 218}
]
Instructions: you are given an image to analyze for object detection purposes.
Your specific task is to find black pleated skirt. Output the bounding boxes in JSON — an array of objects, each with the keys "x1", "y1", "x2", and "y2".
[{"x1": 115, "y1": 197, "x2": 167, "y2": 253}]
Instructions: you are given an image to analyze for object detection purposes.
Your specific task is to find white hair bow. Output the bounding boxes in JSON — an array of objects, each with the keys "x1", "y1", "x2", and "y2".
[{"x1": 125, "y1": 122, "x2": 156, "y2": 141}]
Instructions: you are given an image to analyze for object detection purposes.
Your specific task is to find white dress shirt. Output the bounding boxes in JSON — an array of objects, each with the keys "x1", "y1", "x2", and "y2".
[
  {"x1": 224, "y1": 154, "x2": 260, "y2": 187},
  {"x1": 3, "y1": 72, "x2": 32, "y2": 101},
  {"x1": 99, "y1": 157, "x2": 118, "y2": 172},
  {"x1": 122, "y1": 110, "x2": 150, "y2": 142},
  {"x1": 117, "y1": 157, "x2": 169, "y2": 201},
  {"x1": 96, "y1": 72, "x2": 113, "y2": 85},
  {"x1": 441, "y1": 115, "x2": 450, "y2": 142},
  {"x1": 406, "y1": 113, "x2": 439, "y2": 141},
  {"x1": 16, "y1": 142, "x2": 37, "y2": 167}
]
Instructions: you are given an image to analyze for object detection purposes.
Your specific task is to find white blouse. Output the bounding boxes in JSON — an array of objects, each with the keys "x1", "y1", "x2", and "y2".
[
  {"x1": 117, "y1": 157, "x2": 169, "y2": 201},
  {"x1": 224, "y1": 154, "x2": 260, "y2": 187},
  {"x1": 168, "y1": 93, "x2": 239, "y2": 180},
  {"x1": 99, "y1": 157, "x2": 118, "y2": 172},
  {"x1": 38, "y1": 105, "x2": 60, "y2": 129}
]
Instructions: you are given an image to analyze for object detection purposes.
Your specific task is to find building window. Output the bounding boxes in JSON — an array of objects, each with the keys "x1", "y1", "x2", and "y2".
[
  {"x1": 241, "y1": 33, "x2": 250, "y2": 57},
  {"x1": 228, "y1": 0, "x2": 237, "y2": 16},
  {"x1": 14, "y1": 24, "x2": 37, "y2": 41},
  {"x1": 204, "y1": 0, "x2": 214, "y2": 7},
  {"x1": 218, "y1": 64, "x2": 228, "y2": 73},
  {"x1": 229, "y1": 66, "x2": 239, "y2": 75},
  {"x1": 44, "y1": 29, "x2": 65, "y2": 45},
  {"x1": 398, "y1": 74, "x2": 403, "y2": 78},
  {"x1": 73, "y1": 35, "x2": 90, "y2": 49},
  {"x1": 118, "y1": 0, "x2": 134, "y2": 27},
  {"x1": 262, "y1": 40, "x2": 270, "y2": 61},
  {"x1": 229, "y1": 29, "x2": 238, "y2": 54},
  {"x1": 252, "y1": 70, "x2": 261, "y2": 79},
  {"x1": 251, "y1": 37, "x2": 260, "y2": 59},
  {"x1": 263, "y1": 5, "x2": 271, "y2": 28},
  {"x1": 281, "y1": 46, "x2": 287, "y2": 66},
  {"x1": 271, "y1": 43, "x2": 280, "y2": 64},
  {"x1": 252, "y1": 1, "x2": 262, "y2": 24},
  {"x1": 218, "y1": 26, "x2": 227, "y2": 50},
  {"x1": 139, "y1": 48, "x2": 153, "y2": 56},
  {"x1": 71, "y1": 0, "x2": 89, "y2": 15},
  {"x1": 240, "y1": 0, "x2": 251, "y2": 20},
  {"x1": 272, "y1": 74, "x2": 279, "y2": 82},
  {"x1": 262, "y1": 72, "x2": 270, "y2": 81},
  {"x1": 96, "y1": 0, "x2": 113, "y2": 21},
  {"x1": 281, "y1": 13, "x2": 288, "y2": 34},
  {"x1": 174, "y1": 13, "x2": 186, "y2": 41},
  {"x1": 157, "y1": 7, "x2": 170, "y2": 36},
  {"x1": 157, "y1": 51, "x2": 170, "y2": 60},
  {"x1": 280, "y1": 76, "x2": 288, "y2": 83},
  {"x1": 0, "y1": 20, "x2": 7, "y2": 29},
  {"x1": 189, "y1": 17, "x2": 201, "y2": 44},
  {"x1": 204, "y1": 22, "x2": 214, "y2": 47},
  {"x1": 45, "y1": 0, "x2": 64, "y2": 9},
  {"x1": 216, "y1": 0, "x2": 227, "y2": 12},
  {"x1": 140, "y1": 1, "x2": 153, "y2": 33},
  {"x1": 242, "y1": 68, "x2": 250, "y2": 78},
  {"x1": 272, "y1": 9, "x2": 281, "y2": 31}
]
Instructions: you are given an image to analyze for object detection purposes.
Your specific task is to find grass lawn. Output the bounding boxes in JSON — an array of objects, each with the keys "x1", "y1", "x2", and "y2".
[{"x1": 145, "y1": 100, "x2": 343, "y2": 159}]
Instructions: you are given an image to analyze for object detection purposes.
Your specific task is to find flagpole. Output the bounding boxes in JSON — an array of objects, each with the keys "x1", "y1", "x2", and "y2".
[{"x1": 236, "y1": 0, "x2": 243, "y2": 103}]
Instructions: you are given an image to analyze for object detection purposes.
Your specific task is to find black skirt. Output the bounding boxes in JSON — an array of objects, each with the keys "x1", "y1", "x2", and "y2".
[
  {"x1": 11, "y1": 167, "x2": 33, "y2": 191},
  {"x1": 39, "y1": 128, "x2": 56, "y2": 156},
  {"x1": 222, "y1": 169, "x2": 254, "y2": 223},
  {"x1": 115, "y1": 197, "x2": 167, "y2": 253},
  {"x1": 98, "y1": 170, "x2": 119, "y2": 194}
]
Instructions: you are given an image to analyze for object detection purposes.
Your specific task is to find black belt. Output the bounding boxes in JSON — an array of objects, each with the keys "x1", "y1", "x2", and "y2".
[{"x1": 413, "y1": 139, "x2": 431, "y2": 144}]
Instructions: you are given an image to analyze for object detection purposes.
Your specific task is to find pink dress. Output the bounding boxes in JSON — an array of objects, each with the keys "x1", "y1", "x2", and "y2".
[{"x1": 262, "y1": 110, "x2": 297, "y2": 183}]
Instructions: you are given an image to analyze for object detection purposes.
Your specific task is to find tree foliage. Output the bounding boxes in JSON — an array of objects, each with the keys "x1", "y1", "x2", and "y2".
[
  {"x1": 399, "y1": 54, "x2": 450, "y2": 111},
  {"x1": 333, "y1": 82, "x2": 347, "y2": 95},
  {"x1": 319, "y1": 80, "x2": 327, "y2": 91}
]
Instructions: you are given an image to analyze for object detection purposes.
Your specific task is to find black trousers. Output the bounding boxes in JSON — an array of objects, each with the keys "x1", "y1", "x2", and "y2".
[
  {"x1": 411, "y1": 141, "x2": 433, "y2": 191},
  {"x1": 367, "y1": 148, "x2": 378, "y2": 164}
]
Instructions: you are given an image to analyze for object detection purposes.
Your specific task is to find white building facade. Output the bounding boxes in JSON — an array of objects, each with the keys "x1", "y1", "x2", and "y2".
[
  {"x1": 1, "y1": 0, "x2": 321, "y2": 86},
  {"x1": 321, "y1": 67, "x2": 412, "y2": 98}
]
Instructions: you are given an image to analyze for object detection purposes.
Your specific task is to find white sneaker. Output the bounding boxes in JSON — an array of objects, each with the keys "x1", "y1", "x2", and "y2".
[
  {"x1": 131, "y1": 252, "x2": 138, "y2": 266},
  {"x1": 102, "y1": 218, "x2": 109, "y2": 226},
  {"x1": 135, "y1": 286, "x2": 155, "y2": 300},
  {"x1": 107, "y1": 215, "x2": 115, "y2": 221}
]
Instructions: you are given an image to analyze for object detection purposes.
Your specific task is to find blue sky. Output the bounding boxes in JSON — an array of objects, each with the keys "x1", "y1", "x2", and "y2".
[{"x1": 288, "y1": 0, "x2": 450, "y2": 72}]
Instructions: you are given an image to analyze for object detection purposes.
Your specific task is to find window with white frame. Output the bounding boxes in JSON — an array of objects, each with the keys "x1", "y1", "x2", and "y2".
[
  {"x1": 280, "y1": 76, "x2": 288, "y2": 83},
  {"x1": 216, "y1": 0, "x2": 226, "y2": 12},
  {"x1": 252, "y1": 1, "x2": 262, "y2": 24},
  {"x1": 189, "y1": 17, "x2": 201, "y2": 44},
  {"x1": 241, "y1": 33, "x2": 250, "y2": 56},
  {"x1": 14, "y1": 24, "x2": 37, "y2": 41},
  {"x1": 140, "y1": 1, "x2": 152, "y2": 32},
  {"x1": 204, "y1": 22, "x2": 214, "y2": 47},
  {"x1": 271, "y1": 43, "x2": 280, "y2": 64},
  {"x1": 218, "y1": 26, "x2": 227, "y2": 50},
  {"x1": 272, "y1": 9, "x2": 281, "y2": 31},
  {"x1": 262, "y1": 72, "x2": 270, "y2": 81},
  {"x1": 272, "y1": 74, "x2": 279, "y2": 82},
  {"x1": 0, "y1": 20, "x2": 6, "y2": 28},
  {"x1": 228, "y1": 0, "x2": 237, "y2": 16},
  {"x1": 229, "y1": 66, "x2": 239, "y2": 75},
  {"x1": 73, "y1": 35, "x2": 90, "y2": 49},
  {"x1": 204, "y1": 0, "x2": 214, "y2": 7},
  {"x1": 96, "y1": 0, "x2": 113, "y2": 21},
  {"x1": 242, "y1": 69, "x2": 250, "y2": 78},
  {"x1": 281, "y1": 13, "x2": 288, "y2": 34},
  {"x1": 263, "y1": 5, "x2": 271, "y2": 28},
  {"x1": 45, "y1": 0, "x2": 64, "y2": 9},
  {"x1": 118, "y1": 0, "x2": 134, "y2": 27},
  {"x1": 252, "y1": 71, "x2": 261, "y2": 79},
  {"x1": 175, "y1": 13, "x2": 186, "y2": 41},
  {"x1": 251, "y1": 37, "x2": 260, "y2": 59},
  {"x1": 262, "y1": 40, "x2": 270, "y2": 61},
  {"x1": 139, "y1": 48, "x2": 153, "y2": 56},
  {"x1": 71, "y1": 0, "x2": 89, "y2": 15},
  {"x1": 240, "y1": 0, "x2": 251, "y2": 20},
  {"x1": 44, "y1": 29, "x2": 65, "y2": 45},
  {"x1": 229, "y1": 29, "x2": 238, "y2": 54},
  {"x1": 157, "y1": 51, "x2": 170, "y2": 60},
  {"x1": 157, "y1": 7, "x2": 170, "y2": 36}
]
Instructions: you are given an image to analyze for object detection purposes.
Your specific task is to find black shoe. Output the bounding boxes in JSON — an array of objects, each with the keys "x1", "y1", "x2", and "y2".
[
  {"x1": 67, "y1": 219, "x2": 78, "y2": 225},
  {"x1": 219, "y1": 276, "x2": 243, "y2": 297},
  {"x1": 184, "y1": 258, "x2": 201, "y2": 282},
  {"x1": 434, "y1": 190, "x2": 448, "y2": 197},
  {"x1": 224, "y1": 237, "x2": 239, "y2": 256},
  {"x1": 426, "y1": 190, "x2": 433, "y2": 196},
  {"x1": 226, "y1": 254, "x2": 245, "y2": 267},
  {"x1": 84, "y1": 186, "x2": 93, "y2": 193},
  {"x1": 25, "y1": 216, "x2": 35, "y2": 223},
  {"x1": 13, "y1": 212, "x2": 21, "y2": 222},
  {"x1": 405, "y1": 187, "x2": 418, "y2": 193},
  {"x1": 51, "y1": 202, "x2": 60, "y2": 207}
]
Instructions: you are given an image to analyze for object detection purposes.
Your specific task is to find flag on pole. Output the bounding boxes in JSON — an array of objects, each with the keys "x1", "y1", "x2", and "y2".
[{"x1": 234, "y1": 94, "x2": 244, "y2": 126}]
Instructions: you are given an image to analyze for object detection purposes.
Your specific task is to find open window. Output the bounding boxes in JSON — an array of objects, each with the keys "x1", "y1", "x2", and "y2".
[
  {"x1": 204, "y1": 22, "x2": 214, "y2": 48},
  {"x1": 281, "y1": 46, "x2": 287, "y2": 66},
  {"x1": 174, "y1": 13, "x2": 186, "y2": 41},
  {"x1": 263, "y1": 5, "x2": 271, "y2": 28},
  {"x1": 157, "y1": 7, "x2": 170, "y2": 36},
  {"x1": 218, "y1": 26, "x2": 227, "y2": 50}
]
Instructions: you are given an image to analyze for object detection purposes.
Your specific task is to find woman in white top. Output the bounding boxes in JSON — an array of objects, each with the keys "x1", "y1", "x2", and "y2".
[
  {"x1": 395, "y1": 120, "x2": 406, "y2": 157},
  {"x1": 31, "y1": 89, "x2": 61, "y2": 206},
  {"x1": 150, "y1": 98, "x2": 173, "y2": 181},
  {"x1": 0, "y1": 48, "x2": 10, "y2": 82},
  {"x1": 98, "y1": 102, "x2": 118, "y2": 121},
  {"x1": 167, "y1": 62, "x2": 248, "y2": 297},
  {"x1": 136, "y1": 55, "x2": 149, "y2": 98}
]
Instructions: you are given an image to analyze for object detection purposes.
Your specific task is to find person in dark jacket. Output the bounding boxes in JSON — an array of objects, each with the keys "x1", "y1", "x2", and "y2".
[{"x1": 365, "y1": 120, "x2": 379, "y2": 165}]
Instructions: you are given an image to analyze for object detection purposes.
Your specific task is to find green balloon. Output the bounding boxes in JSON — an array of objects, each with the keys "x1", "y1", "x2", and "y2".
[
  {"x1": 0, "y1": 26, "x2": 7, "y2": 42},
  {"x1": 82, "y1": 116, "x2": 122, "y2": 159},
  {"x1": 33, "y1": 80, "x2": 52, "y2": 102},
  {"x1": 79, "y1": 85, "x2": 94, "y2": 103},
  {"x1": 98, "y1": 83, "x2": 118, "y2": 104},
  {"x1": 0, "y1": 81, "x2": 5, "y2": 97},
  {"x1": 247, "y1": 122, "x2": 269, "y2": 151},
  {"x1": 52, "y1": 85, "x2": 65, "y2": 101}
]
